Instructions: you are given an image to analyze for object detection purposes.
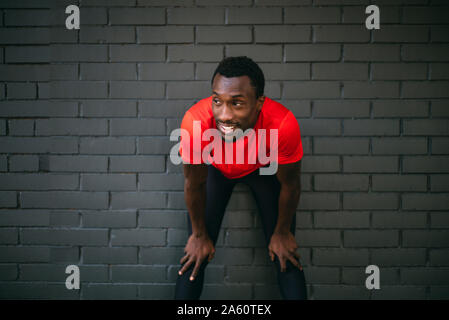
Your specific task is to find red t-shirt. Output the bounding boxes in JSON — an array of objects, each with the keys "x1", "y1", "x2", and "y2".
[{"x1": 179, "y1": 95, "x2": 303, "y2": 179}]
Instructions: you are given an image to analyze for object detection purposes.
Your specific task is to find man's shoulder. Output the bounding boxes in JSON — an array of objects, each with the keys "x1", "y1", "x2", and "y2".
[
  {"x1": 261, "y1": 97, "x2": 293, "y2": 127},
  {"x1": 186, "y1": 95, "x2": 213, "y2": 118}
]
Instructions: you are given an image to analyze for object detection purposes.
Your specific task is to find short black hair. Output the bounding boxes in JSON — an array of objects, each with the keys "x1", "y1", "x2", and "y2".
[{"x1": 211, "y1": 56, "x2": 265, "y2": 99}]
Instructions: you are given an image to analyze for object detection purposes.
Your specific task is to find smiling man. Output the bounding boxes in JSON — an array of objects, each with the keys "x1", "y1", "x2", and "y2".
[{"x1": 174, "y1": 56, "x2": 307, "y2": 300}]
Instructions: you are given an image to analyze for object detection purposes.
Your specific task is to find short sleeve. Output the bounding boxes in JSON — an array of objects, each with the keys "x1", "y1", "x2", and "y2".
[
  {"x1": 277, "y1": 111, "x2": 303, "y2": 164},
  {"x1": 179, "y1": 110, "x2": 205, "y2": 164}
]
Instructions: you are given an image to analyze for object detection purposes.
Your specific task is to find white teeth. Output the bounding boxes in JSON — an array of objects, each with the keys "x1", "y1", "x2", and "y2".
[{"x1": 221, "y1": 126, "x2": 234, "y2": 134}]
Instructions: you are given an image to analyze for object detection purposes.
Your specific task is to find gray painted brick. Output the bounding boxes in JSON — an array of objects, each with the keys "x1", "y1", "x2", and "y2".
[
  {"x1": 166, "y1": 81, "x2": 210, "y2": 99},
  {"x1": 81, "y1": 174, "x2": 136, "y2": 191},
  {"x1": 82, "y1": 100, "x2": 137, "y2": 118},
  {"x1": 344, "y1": 230, "x2": 399, "y2": 248},
  {"x1": 431, "y1": 174, "x2": 449, "y2": 191},
  {"x1": 39, "y1": 82, "x2": 108, "y2": 99},
  {"x1": 36, "y1": 119, "x2": 108, "y2": 136},
  {"x1": 21, "y1": 229, "x2": 108, "y2": 246},
  {"x1": 139, "y1": 63, "x2": 194, "y2": 80},
  {"x1": 138, "y1": 26, "x2": 194, "y2": 43},
  {"x1": 168, "y1": 8, "x2": 224, "y2": 24},
  {"x1": 431, "y1": 63, "x2": 449, "y2": 80},
  {"x1": 111, "y1": 229, "x2": 166, "y2": 246},
  {"x1": 315, "y1": 174, "x2": 369, "y2": 191},
  {"x1": 343, "y1": 193, "x2": 399, "y2": 210},
  {"x1": 8, "y1": 119, "x2": 34, "y2": 136},
  {"x1": 296, "y1": 230, "x2": 341, "y2": 247},
  {"x1": 403, "y1": 45, "x2": 449, "y2": 62},
  {"x1": 374, "y1": 26, "x2": 429, "y2": 43},
  {"x1": 42, "y1": 155, "x2": 107, "y2": 172},
  {"x1": 83, "y1": 247, "x2": 138, "y2": 264},
  {"x1": 260, "y1": 63, "x2": 309, "y2": 80},
  {"x1": 0, "y1": 65, "x2": 49, "y2": 81},
  {"x1": 314, "y1": 100, "x2": 370, "y2": 118},
  {"x1": 111, "y1": 266, "x2": 166, "y2": 282},
  {"x1": 52, "y1": 45, "x2": 108, "y2": 62},
  {"x1": 344, "y1": 44, "x2": 400, "y2": 61},
  {"x1": 110, "y1": 45, "x2": 165, "y2": 62},
  {"x1": 313, "y1": 63, "x2": 368, "y2": 80},
  {"x1": 344, "y1": 81, "x2": 399, "y2": 98},
  {"x1": 286, "y1": 44, "x2": 340, "y2": 62},
  {"x1": 0, "y1": 265, "x2": 17, "y2": 280},
  {"x1": 0, "y1": 101, "x2": 78, "y2": 117},
  {"x1": 198, "y1": 26, "x2": 252, "y2": 43},
  {"x1": 110, "y1": 119, "x2": 165, "y2": 136},
  {"x1": 404, "y1": 119, "x2": 449, "y2": 136},
  {"x1": 372, "y1": 138, "x2": 427, "y2": 155},
  {"x1": 298, "y1": 192, "x2": 340, "y2": 210},
  {"x1": 283, "y1": 81, "x2": 340, "y2": 99},
  {"x1": 372, "y1": 63, "x2": 427, "y2": 80},
  {"x1": 0, "y1": 174, "x2": 78, "y2": 191},
  {"x1": 139, "y1": 173, "x2": 184, "y2": 191},
  {"x1": 169, "y1": 45, "x2": 223, "y2": 62},
  {"x1": 315, "y1": 26, "x2": 369, "y2": 43},
  {"x1": 109, "y1": 155, "x2": 165, "y2": 172},
  {"x1": 371, "y1": 249, "x2": 426, "y2": 266},
  {"x1": 80, "y1": 137, "x2": 136, "y2": 154},
  {"x1": 402, "y1": 194, "x2": 449, "y2": 211},
  {"x1": 403, "y1": 156, "x2": 449, "y2": 173},
  {"x1": 343, "y1": 156, "x2": 398, "y2": 173},
  {"x1": 372, "y1": 100, "x2": 428, "y2": 118},
  {"x1": 83, "y1": 284, "x2": 138, "y2": 300},
  {"x1": 110, "y1": 8, "x2": 165, "y2": 25},
  {"x1": 0, "y1": 138, "x2": 78, "y2": 154},
  {"x1": 255, "y1": 26, "x2": 310, "y2": 43},
  {"x1": 140, "y1": 247, "x2": 184, "y2": 265},
  {"x1": 111, "y1": 192, "x2": 166, "y2": 209},
  {"x1": 314, "y1": 138, "x2": 369, "y2": 155},
  {"x1": 401, "y1": 268, "x2": 449, "y2": 285},
  {"x1": 21, "y1": 192, "x2": 109, "y2": 209},
  {"x1": 344, "y1": 119, "x2": 399, "y2": 136},
  {"x1": 82, "y1": 210, "x2": 137, "y2": 228},
  {"x1": 80, "y1": 63, "x2": 136, "y2": 80},
  {"x1": 0, "y1": 228, "x2": 18, "y2": 245},
  {"x1": 110, "y1": 81, "x2": 165, "y2": 99},
  {"x1": 139, "y1": 210, "x2": 186, "y2": 228},
  {"x1": 313, "y1": 248, "x2": 369, "y2": 266},
  {"x1": 138, "y1": 137, "x2": 172, "y2": 154},
  {"x1": 0, "y1": 28, "x2": 50, "y2": 44},
  {"x1": 0, "y1": 247, "x2": 50, "y2": 263},
  {"x1": 7, "y1": 83, "x2": 36, "y2": 100},
  {"x1": 80, "y1": 27, "x2": 135, "y2": 43},
  {"x1": 5, "y1": 46, "x2": 49, "y2": 63},
  {"x1": 372, "y1": 174, "x2": 427, "y2": 192},
  {"x1": 226, "y1": 45, "x2": 282, "y2": 62},
  {"x1": 314, "y1": 211, "x2": 370, "y2": 229},
  {"x1": 285, "y1": 7, "x2": 340, "y2": 24},
  {"x1": 228, "y1": 8, "x2": 282, "y2": 24},
  {"x1": 432, "y1": 100, "x2": 449, "y2": 117},
  {"x1": 372, "y1": 212, "x2": 427, "y2": 229}
]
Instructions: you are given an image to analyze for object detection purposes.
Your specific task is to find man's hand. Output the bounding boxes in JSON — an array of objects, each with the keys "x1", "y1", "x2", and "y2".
[
  {"x1": 268, "y1": 231, "x2": 303, "y2": 272},
  {"x1": 178, "y1": 234, "x2": 215, "y2": 281}
]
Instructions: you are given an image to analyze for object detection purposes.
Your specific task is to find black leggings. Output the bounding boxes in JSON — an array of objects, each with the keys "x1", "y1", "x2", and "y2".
[{"x1": 174, "y1": 165, "x2": 307, "y2": 300}]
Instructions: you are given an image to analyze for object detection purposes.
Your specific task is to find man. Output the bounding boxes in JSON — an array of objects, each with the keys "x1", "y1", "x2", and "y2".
[{"x1": 174, "y1": 56, "x2": 307, "y2": 300}]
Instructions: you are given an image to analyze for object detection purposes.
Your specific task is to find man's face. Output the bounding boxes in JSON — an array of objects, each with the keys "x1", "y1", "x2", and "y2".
[{"x1": 211, "y1": 73, "x2": 265, "y2": 139}]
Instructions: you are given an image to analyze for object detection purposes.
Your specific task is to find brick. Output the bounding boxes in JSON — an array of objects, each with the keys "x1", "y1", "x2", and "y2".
[
  {"x1": 7, "y1": 83, "x2": 36, "y2": 99},
  {"x1": 0, "y1": 137, "x2": 77, "y2": 154},
  {"x1": 83, "y1": 247, "x2": 138, "y2": 264},
  {"x1": 138, "y1": 26, "x2": 194, "y2": 43},
  {"x1": 372, "y1": 286, "x2": 427, "y2": 300},
  {"x1": 0, "y1": 1, "x2": 51, "y2": 8},
  {"x1": 198, "y1": 26, "x2": 252, "y2": 43},
  {"x1": 0, "y1": 156, "x2": 6, "y2": 172},
  {"x1": 374, "y1": 26, "x2": 428, "y2": 43},
  {"x1": 202, "y1": 284, "x2": 252, "y2": 299},
  {"x1": 430, "y1": 286, "x2": 449, "y2": 300},
  {"x1": 295, "y1": 230, "x2": 341, "y2": 247},
  {"x1": 140, "y1": 247, "x2": 184, "y2": 265},
  {"x1": 259, "y1": 63, "x2": 309, "y2": 80},
  {"x1": 80, "y1": 27, "x2": 135, "y2": 43},
  {"x1": 314, "y1": 138, "x2": 369, "y2": 154},
  {"x1": 401, "y1": 268, "x2": 449, "y2": 285},
  {"x1": 432, "y1": 138, "x2": 449, "y2": 155},
  {"x1": 4, "y1": 9, "x2": 50, "y2": 26},
  {"x1": 315, "y1": 174, "x2": 369, "y2": 191},
  {"x1": 403, "y1": 7, "x2": 449, "y2": 24},
  {"x1": 344, "y1": 81, "x2": 399, "y2": 98},
  {"x1": 110, "y1": 8, "x2": 165, "y2": 25},
  {"x1": 315, "y1": 26, "x2": 369, "y2": 43},
  {"x1": 110, "y1": 119, "x2": 165, "y2": 136},
  {"x1": 255, "y1": 0, "x2": 311, "y2": 4},
  {"x1": 404, "y1": 119, "x2": 449, "y2": 136},
  {"x1": 82, "y1": 210, "x2": 137, "y2": 228},
  {"x1": 402, "y1": 81, "x2": 449, "y2": 98},
  {"x1": 167, "y1": 228, "x2": 188, "y2": 246},
  {"x1": 431, "y1": 63, "x2": 449, "y2": 80},
  {"x1": 82, "y1": 0, "x2": 136, "y2": 6},
  {"x1": 39, "y1": 82, "x2": 108, "y2": 99},
  {"x1": 372, "y1": 174, "x2": 427, "y2": 192},
  {"x1": 51, "y1": 45, "x2": 108, "y2": 62},
  {"x1": 344, "y1": 119, "x2": 399, "y2": 136},
  {"x1": 402, "y1": 194, "x2": 449, "y2": 211},
  {"x1": 372, "y1": 100, "x2": 428, "y2": 118},
  {"x1": 42, "y1": 156, "x2": 108, "y2": 172},
  {"x1": 166, "y1": 81, "x2": 210, "y2": 99},
  {"x1": 314, "y1": 100, "x2": 369, "y2": 118},
  {"x1": 80, "y1": 137, "x2": 135, "y2": 155},
  {"x1": 83, "y1": 284, "x2": 138, "y2": 300},
  {"x1": 297, "y1": 119, "x2": 340, "y2": 136},
  {"x1": 0, "y1": 265, "x2": 17, "y2": 280},
  {"x1": 0, "y1": 283, "x2": 79, "y2": 299},
  {"x1": 139, "y1": 284, "x2": 175, "y2": 299},
  {"x1": 21, "y1": 229, "x2": 108, "y2": 246},
  {"x1": 402, "y1": 44, "x2": 449, "y2": 62},
  {"x1": 342, "y1": 267, "x2": 400, "y2": 286},
  {"x1": 404, "y1": 230, "x2": 449, "y2": 248},
  {"x1": 344, "y1": 44, "x2": 400, "y2": 61},
  {"x1": 139, "y1": 63, "x2": 194, "y2": 80},
  {"x1": 112, "y1": 229, "x2": 165, "y2": 246},
  {"x1": 403, "y1": 156, "x2": 449, "y2": 173},
  {"x1": 9, "y1": 155, "x2": 38, "y2": 172},
  {"x1": 110, "y1": 45, "x2": 165, "y2": 62},
  {"x1": 372, "y1": 137, "x2": 427, "y2": 155},
  {"x1": 286, "y1": 44, "x2": 340, "y2": 62},
  {"x1": 431, "y1": 26, "x2": 449, "y2": 42},
  {"x1": 138, "y1": 137, "x2": 173, "y2": 154},
  {"x1": 226, "y1": 266, "x2": 277, "y2": 283},
  {"x1": 20, "y1": 265, "x2": 108, "y2": 282},
  {"x1": 430, "y1": 249, "x2": 449, "y2": 266},
  {"x1": 140, "y1": 210, "x2": 185, "y2": 228},
  {"x1": 109, "y1": 156, "x2": 165, "y2": 172},
  {"x1": 21, "y1": 192, "x2": 108, "y2": 209},
  {"x1": 344, "y1": 230, "x2": 399, "y2": 247},
  {"x1": 169, "y1": 45, "x2": 223, "y2": 62},
  {"x1": 313, "y1": 248, "x2": 369, "y2": 266},
  {"x1": 374, "y1": 63, "x2": 427, "y2": 81},
  {"x1": 168, "y1": 8, "x2": 224, "y2": 24},
  {"x1": 111, "y1": 192, "x2": 166, "y2": 209},
  {"x1": 0, "y1": 101, "x2": 78, "y2": 117},
  {"x1": 0, "y1": 247, "x2": 49, "y2": 263},
  {"x1": 344, "y1": 6, "x2": 400, "y2": 24},
  {"x1": 81, "y1": 174, "x2": 136, "y2": 191},
  {"x1": 0, "y1": 174, "x2": 78, "y2": 191},
  {"x1": 226, "y1": 45, "x2": 281, "y2": 62},
  {"x1": 139, "y1": 173, "x2": 184, "y2": 191},
  {"x1": 372, "y1": 212, "x2": 427, "y2": 229},
  {"x1": 82, "y1": 100, "x2": 137, "y2": 117},
  {"x1": 110, "y1": 81, "x2": 165, "y2": 99},
  {"x1": 306, "y1": 267, "x2": 340, "y2": 284},
  {"x1": 81, "y1": 63, "x2": 136, "y2": 80},
  {"x1": 283, "y1": 81, "x2": 340, "y2": 99},
  {"x1": 0, "y1": 28, "x2": 49, "y2": 44},
  {"x1": 0, "y1": 65, "x2": 48, "y2": 81},
  {"x1": 431, "y1": 174, "x2": 449, "y2": 191},
  {"x1": 228, "y1": 8, "x2": 282, "y2": 24},
  {"x1": 0, "y1": 210, "x2": 50, "y2": 227},
  {"x1": 196, "y1": 63, "x2": 217, "y2": 80},
  {"x1": 298, "y1": 192, "x2": 340, "y2": 210},
  {"x1": 313, "y1": 63, "x2": 368, "y2": 80},
  {"x1": 343, "y1": 193, "x2": 399, "y2": 210},
  {"x1": 255, "y1": 26, "x2": 310, "y2": 43},
  {"x1": 8, "y1": 119, "x2": 34, "y2": 136},
  {"x1": 432, "y1": 100, "x2": 449, "y2": 117},
  {"x1": 111, "y1": 266, "x2": 166, "y2": 282},
  {"x1": 36, "y1": 119, "x2": 108, "y2": 136},
  {"x1": 314, "y1": 211, "x2": 370, "y2": 228},
  {"x1": 0, "y1": 228, "x2": 18, "y2": 244},
  {"x1": 298, "y1": 156, "x2": 340, "y2": 173}
]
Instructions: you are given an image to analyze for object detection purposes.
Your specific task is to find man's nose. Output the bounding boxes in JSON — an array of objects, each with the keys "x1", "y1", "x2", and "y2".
[{"x1": 218, "y1": 104, "x2": 233, "y2": 123}]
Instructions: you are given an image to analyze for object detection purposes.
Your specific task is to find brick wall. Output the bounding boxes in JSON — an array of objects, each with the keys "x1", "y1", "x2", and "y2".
[{"x1": 0, "y1": 0, "x2": 448, "y2": 300}]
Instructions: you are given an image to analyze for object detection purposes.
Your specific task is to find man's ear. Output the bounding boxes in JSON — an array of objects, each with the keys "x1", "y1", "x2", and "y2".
[{"x1": 257, "y1": 95, "x2": 265, "y2": 111}]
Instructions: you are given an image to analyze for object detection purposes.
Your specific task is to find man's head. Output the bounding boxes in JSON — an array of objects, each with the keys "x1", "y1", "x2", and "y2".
[{"x1": 210, "y1": 56, "x2": 265, "y2": 138}]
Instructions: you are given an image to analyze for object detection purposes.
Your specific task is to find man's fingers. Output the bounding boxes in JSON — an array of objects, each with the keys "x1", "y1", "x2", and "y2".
[
  {"x1": 178, "y1": 257, "x2": 194, "y2": 276},
  {"x1": 190, "y1": 259, "x2": 202, "y2": 281},
  {"x1": 279, "y1": 256, "x2": 287, "y2": 272},
  {"x1": 287, "y1": 253, "x2": 302, "y2": 270},
  {"x1": 180, "y1": 253, "x2": 189, "y2": 265},
  {"x1": 293, "y1": 250, "x2": 301, "y2": 260}
]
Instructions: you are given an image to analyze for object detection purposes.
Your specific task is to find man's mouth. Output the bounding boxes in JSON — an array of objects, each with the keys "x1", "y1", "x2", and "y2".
[{"x1": 217, "y1": 123, "x2": 237, "y2": 135}]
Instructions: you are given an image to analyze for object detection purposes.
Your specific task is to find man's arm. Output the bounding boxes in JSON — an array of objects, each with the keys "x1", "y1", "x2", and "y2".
[
  {"x1": 178, "y1": 163, "x2": 215, "y2": 281},
  {"x1": 268, "y1": 160, "x2": 303, "y2": 272}
]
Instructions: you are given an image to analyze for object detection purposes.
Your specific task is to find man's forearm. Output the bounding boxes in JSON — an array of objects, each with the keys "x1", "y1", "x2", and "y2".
[
  {"x1": 275, "y1": 183, "x2": 301, "y2": 234},
  {"x1": 184, "y1": 181, "x2": 208, "y2": 237}
]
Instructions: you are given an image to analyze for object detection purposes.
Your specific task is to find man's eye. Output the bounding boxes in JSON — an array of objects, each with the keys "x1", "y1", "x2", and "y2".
[
  {"x1": 234, "y1": 102, "x2": 243, "y2": 106},
  {"x1": 213, "y1": 99, "x2": 221, "y2": 104}
]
